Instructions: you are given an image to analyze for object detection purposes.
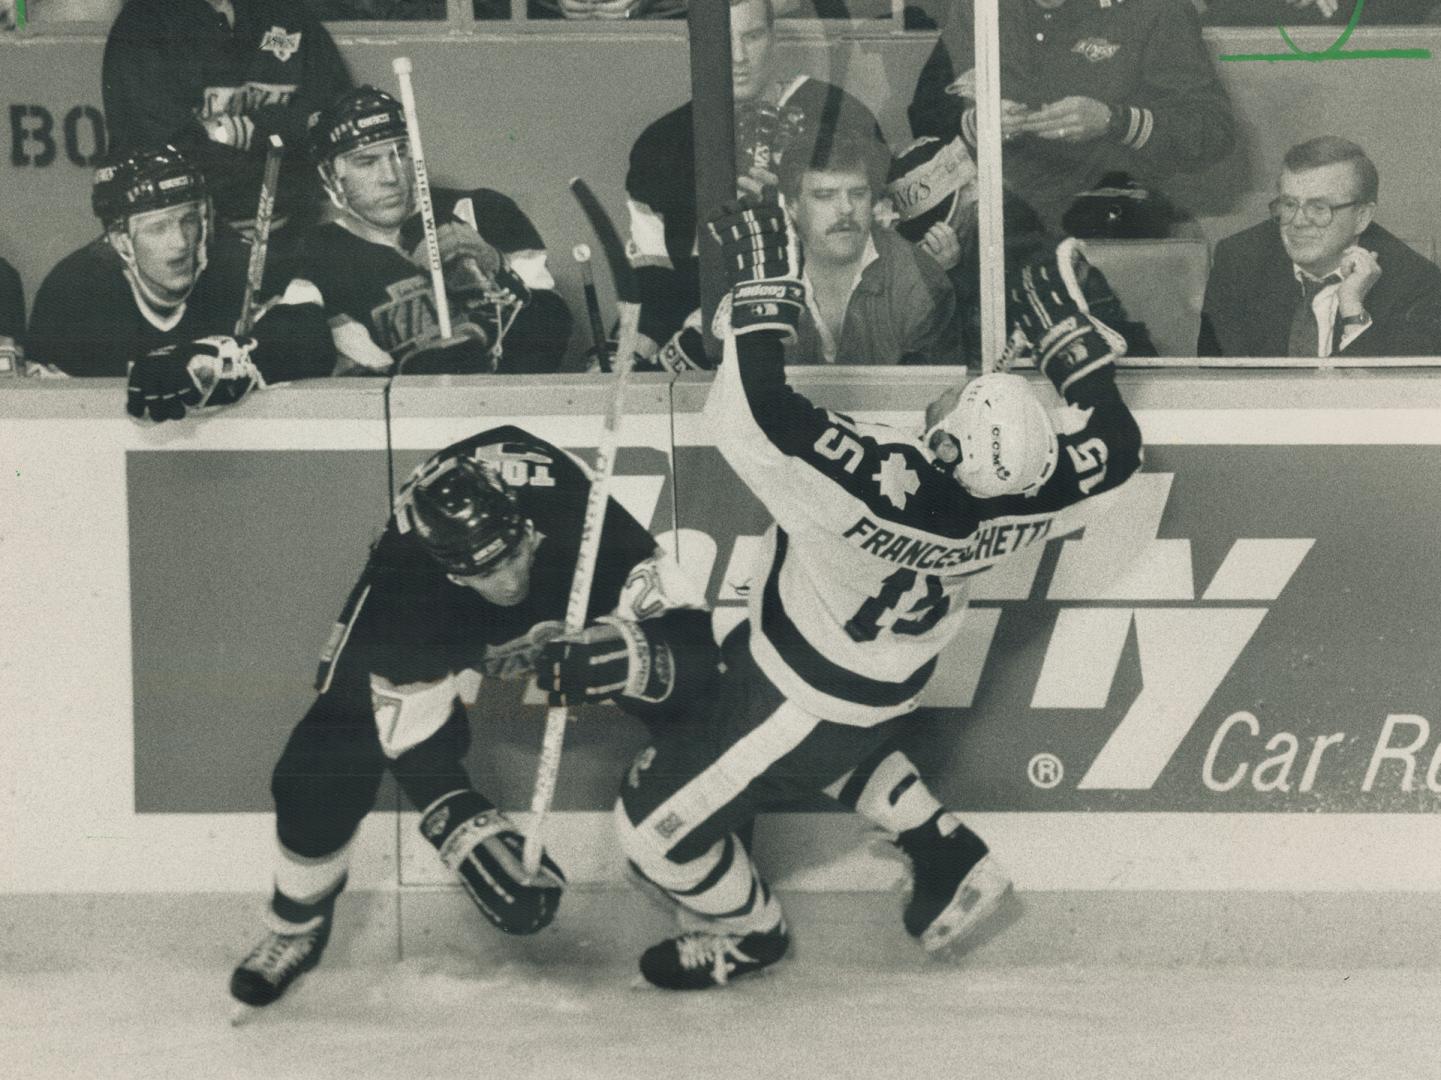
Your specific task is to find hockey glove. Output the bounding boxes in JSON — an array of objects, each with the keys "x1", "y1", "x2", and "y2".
[
  {"x1": 536, "y1": 616, "x2": 676, "y2": 708},
  {"x1": 419, "y1": 790, "x2": 565, "y2": 935},
  {"x1": 408, "y1": 223, "x2": 530, "y2": 313},
  {"x1": 126, "y1": 335, "x2": 262, "y2": 423},
  {"x1": 1007, "y1": 238, "x2": 1127, "y2": 401},
  {"x1": 630, "y1": 311, "x2": 713, "y2": 373},
  {"x1": 707, "y1": 197, "x2": 806, "y2": 341}
]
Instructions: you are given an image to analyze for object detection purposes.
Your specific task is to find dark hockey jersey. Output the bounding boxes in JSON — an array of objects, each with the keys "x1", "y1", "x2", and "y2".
[
  {"x1": 706, "y1": 331, "x2": 1142, "y2": 726},
  {"x1": 297, "y1": 188, "x2": 572, "y2": 375},
  {"x1": 26, "y1": 228, "x2": 335, "y2": 380},
  {"x1": 318, "y1": 426, "x2": 715, "y2": 754},
  {"x1": 102, "y1": 0, "x2": 352, "y2": 226}
]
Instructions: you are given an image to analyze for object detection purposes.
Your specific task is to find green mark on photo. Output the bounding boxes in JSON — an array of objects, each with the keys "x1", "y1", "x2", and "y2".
[{"x1": 1221, "y1": 0, "x2": 1431, "y2": 63}]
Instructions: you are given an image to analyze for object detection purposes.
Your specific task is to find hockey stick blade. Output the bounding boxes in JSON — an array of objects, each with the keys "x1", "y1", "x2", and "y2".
[{"x1": 569, "y1": 177, "x2": 639, "y2": 306}]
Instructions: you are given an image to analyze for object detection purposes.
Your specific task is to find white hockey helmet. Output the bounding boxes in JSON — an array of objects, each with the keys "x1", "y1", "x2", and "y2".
[{"x1": 925, "y1": 372, "x2": 1058, "y2": 499}]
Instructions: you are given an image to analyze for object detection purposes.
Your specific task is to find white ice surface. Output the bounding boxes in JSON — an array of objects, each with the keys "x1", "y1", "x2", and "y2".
[{"x1": 7, "y1": 959, "x2": 1441, "y2": 1080}]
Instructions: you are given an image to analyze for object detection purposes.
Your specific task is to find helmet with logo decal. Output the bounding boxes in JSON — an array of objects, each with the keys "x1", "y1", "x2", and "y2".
[
  {"x1": 925, "y1": 372, "x2": 1058, "y2": 499},
  {"x1": 308, "y1": 85, "x2": 408, "y2": 166},
  {"x1": 886, "y1": 136, "x2": 976, "y2": 244},
  {"x1": 395, "y1": 454, "x2": 529, "y2": 576},
  {"x1": 91, "y1": 146, "x2": 208, "y2": 231}
]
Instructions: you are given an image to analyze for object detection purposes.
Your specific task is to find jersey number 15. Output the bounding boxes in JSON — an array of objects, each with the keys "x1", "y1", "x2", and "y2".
[{"x1": 844, "y1": 568, "x2": 950, "y2": 643}]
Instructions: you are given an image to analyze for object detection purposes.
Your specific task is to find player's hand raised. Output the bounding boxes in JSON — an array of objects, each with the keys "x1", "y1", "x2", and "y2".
[
  {"x1": 1007, "y1": 239, "x2": 1126, "y2": 400},
  {"x1": 707, "y1": 197, "x2": 806, "y2": 342}
]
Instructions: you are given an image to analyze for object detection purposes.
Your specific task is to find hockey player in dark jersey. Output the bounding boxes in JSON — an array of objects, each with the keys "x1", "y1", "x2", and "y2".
[
  {"x1": 614, "y1": 199, "x2": 1144, "y2": 989},
  {"x1": 26, "y1": 145, "x2": 335, "y2": 419},
  {"x1": 296, "y1": 86, "x2": 573, "y2": 376},
  {"x1": 102, "y1": 0, "x2": 352, "y2": 239},
  {"x1": 229, "y1": 425, "x2": 719, "y2": 1009}
]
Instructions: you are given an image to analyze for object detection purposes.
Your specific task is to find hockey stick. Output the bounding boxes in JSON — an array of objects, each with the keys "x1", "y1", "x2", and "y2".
[
  {"x1": 573, "y1": 243, "x2": 610, "y2": 371},
  {"x1": 392, "y1": 56, "x2": 453, "y2": 342},
  {"x1": 235, "y1": 134, "x2": 284, "y2": 336},
  {"x1": 521, "y1": 179, "x2": 641, "y2": 878}
]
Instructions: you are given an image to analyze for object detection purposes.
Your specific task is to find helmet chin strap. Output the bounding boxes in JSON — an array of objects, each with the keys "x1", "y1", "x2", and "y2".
[{"x1": 321, "y1": 154, "x2": 411, "y2": 248}]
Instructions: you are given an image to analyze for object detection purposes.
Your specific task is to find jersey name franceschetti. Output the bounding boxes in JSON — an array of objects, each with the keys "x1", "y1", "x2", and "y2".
[{"x1": 843, "y1": 514, "x2": 1055, "y2": 575}]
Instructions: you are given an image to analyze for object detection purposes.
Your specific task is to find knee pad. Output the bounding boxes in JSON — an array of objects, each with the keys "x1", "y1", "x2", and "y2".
[{"x1": 419, "y1": 790, "x2": 565, "y2": 936}]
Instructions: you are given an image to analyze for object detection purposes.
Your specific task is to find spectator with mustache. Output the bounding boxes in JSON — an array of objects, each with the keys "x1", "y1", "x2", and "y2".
[{"x1": 781, "y1": 130, "x2": 960, "y2": 365}]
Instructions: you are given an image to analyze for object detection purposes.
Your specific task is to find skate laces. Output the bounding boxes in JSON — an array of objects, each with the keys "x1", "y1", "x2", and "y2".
[
  {"x1": 675, "y1": 932, "x2": 749, "y2": 983},
  {"x1": 244, "y1": 920, "x2": 321, "y2": 982}
]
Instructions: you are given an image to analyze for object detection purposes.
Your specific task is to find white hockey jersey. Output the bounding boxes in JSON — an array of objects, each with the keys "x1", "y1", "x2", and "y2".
[{"x1": 706, "y1": 332, "x2": 1142, "y2": 726}]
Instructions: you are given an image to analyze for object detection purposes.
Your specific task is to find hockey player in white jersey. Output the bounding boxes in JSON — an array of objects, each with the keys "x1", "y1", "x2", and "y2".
[{"x1": 614, "y1": 197, "x2": 1143, "y2": 989}]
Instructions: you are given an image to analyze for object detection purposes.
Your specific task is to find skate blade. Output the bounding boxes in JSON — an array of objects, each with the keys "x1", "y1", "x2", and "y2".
[
  {"x1": 920, "y1": 857, "x2": 1020, "y2": 959},
  {"x1": 229, "y1": 1002, "x2": 261, "y2": 1027}
]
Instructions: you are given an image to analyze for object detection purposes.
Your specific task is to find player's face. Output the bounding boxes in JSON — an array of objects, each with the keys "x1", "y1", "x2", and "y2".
[
  {"x1": 731, "y1": 0, "x2": 776, "y2": 104},
  {"x1": 333, "y1": 137, "x2": 415, "y2": 230},
  {"x1": 119, "y1": 201, "x2": 206, "y2": 303},
  {"x1": 449, "y1": 528, "x2": 538, "y2": 607},
  {"x1": 791, "y1": 167, "x2": 873, "y2": 265},
  {"x1": 923, "y1": 382, "x2": 966, "y2": 470},
  {"x1": 1277, "y1": 162, "x2": 1374, "y2": 276}
]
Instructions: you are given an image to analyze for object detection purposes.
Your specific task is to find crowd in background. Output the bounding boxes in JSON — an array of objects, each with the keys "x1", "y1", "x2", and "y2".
[{"x1": 2, "y1": 0, "x2": 1440, "y2": 390}]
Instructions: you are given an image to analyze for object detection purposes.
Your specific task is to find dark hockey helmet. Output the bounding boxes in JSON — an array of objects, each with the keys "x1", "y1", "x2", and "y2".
[
  {"x1": 885, "y1": 136, "x2": 976, "y2": 244},
  {"x1": 91, "y1": 146, "x2": 208, "y2": 230},
  {"x1": 308, "y1": 85, "x2": 408, "y2": 166},
  {"x1": 396, "y1": 455, "x2": 528, "y2": 576}
]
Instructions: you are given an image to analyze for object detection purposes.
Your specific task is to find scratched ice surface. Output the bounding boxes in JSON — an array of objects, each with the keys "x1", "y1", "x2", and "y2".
[{"x1": 7, "y1": 958, "x2": 1441, "y2": 1080}]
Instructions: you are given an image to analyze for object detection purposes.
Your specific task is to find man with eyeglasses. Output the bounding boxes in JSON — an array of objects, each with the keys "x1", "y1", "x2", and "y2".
[{"x1": 1199, "y1": 136, "x2": 1441, "y2": 358}]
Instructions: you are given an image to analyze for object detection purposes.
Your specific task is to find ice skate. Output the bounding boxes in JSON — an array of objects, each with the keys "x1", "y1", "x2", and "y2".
[
  {"x1": 639, "y1": 921, "x2": 790, "y2": 990},
  {"x1": 899, "y1": 814, "x2": 1015, "y2": 956},
  {"x1": 229, "y1": 909, "x2": 333, "y2": 1015}
]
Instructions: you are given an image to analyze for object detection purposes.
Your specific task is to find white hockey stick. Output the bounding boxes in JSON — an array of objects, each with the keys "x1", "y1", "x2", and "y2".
[
  {"x1": 392, "y1": 56, "x2": 452, "y2": 342},
  {"x1": 522, "y1": 179, "x2": 641, "y2": 879}
]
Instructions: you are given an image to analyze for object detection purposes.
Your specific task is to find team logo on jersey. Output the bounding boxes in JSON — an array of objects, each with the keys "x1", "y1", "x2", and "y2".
[
  {"x1": 1073, "y1": 37, "x2": 1120, "y2": 63},
  {"x1": 259, "y1": 27, "x2": 302, "y2": 62},
  {"x1": 874, "y1": 453, "x2": 920, "y2": 510}
]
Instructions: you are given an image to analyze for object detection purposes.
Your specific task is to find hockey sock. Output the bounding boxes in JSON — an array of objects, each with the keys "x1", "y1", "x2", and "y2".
[
  {"x1": 829, "y1": 748, "x2": 944, "y2": 837},
  {"x1": 272, "y1": 839, "x2": 350, "y2": 916},
  {"x1": 631, "y1": 833, "x2": 782, "y2": 936},
  {"x1": 270, "y1": 872, "x2": 346, "y2": 929}
]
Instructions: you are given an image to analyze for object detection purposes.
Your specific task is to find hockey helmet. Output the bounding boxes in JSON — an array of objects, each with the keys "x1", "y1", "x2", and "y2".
[
  {"x1": 926, "y1": 372, "x2": 1057, "y2": 499},
  {"x1": 91, "y1": 146, "x2": 208, "y2": 230},
  {"x1": 885, "y1": 136, "x2": 976, "y2": 244},
  {"x1": 395, "y1": 455, "x2": 528, "y2": 576},
  {"x1": 308, "y1": 86, "x2": 408, "y2": 166}
]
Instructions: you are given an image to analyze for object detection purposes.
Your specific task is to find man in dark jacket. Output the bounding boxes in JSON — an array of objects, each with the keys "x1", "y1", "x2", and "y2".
[
  {"x1": 909, "y1": 0, "x2": 1235, "y2": 234},
  {"x1": 102, "y1": 0, "x2": 352, "y2": 239},
  {"x1": 1199, "y1": 136, "x2": 1441, "y2": 358}
]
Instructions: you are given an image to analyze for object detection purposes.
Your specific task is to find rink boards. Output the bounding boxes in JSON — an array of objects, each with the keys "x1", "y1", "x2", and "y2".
[{"x1": 4, "y1": 369, "x2": 1441, "y2": 895}]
